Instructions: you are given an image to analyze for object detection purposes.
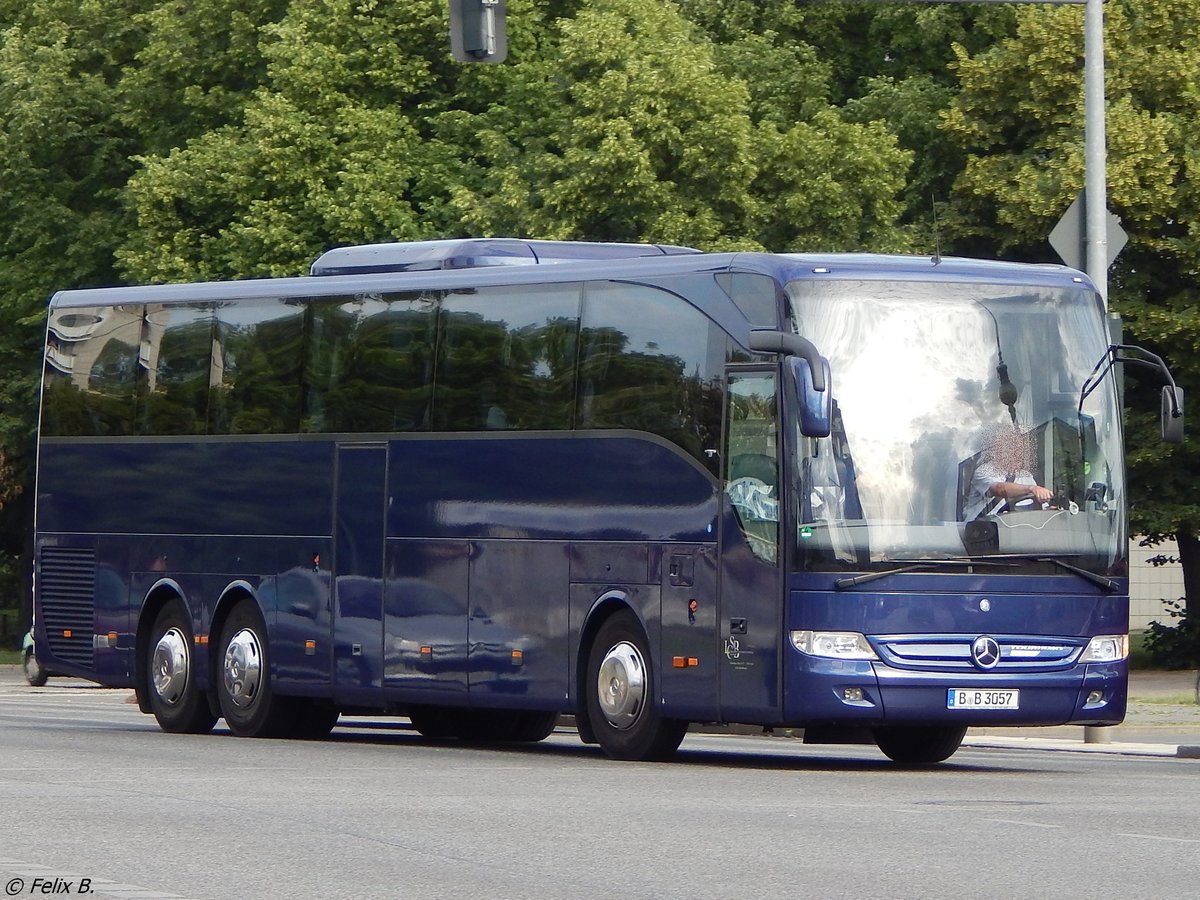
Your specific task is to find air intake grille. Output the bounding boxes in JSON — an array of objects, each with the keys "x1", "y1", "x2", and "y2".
[
  {"x1": 39, "y1": 546, "x2": 96, "y2": 668},
  {"x1": 878, "y1": 637, "x2": 1079, "y2": 672}
]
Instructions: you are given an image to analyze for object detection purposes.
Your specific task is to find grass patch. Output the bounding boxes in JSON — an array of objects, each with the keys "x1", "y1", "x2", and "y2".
[
  {"x1": 0, "y1": 648, "x2": 21, "y2": 665},
  {"x1": 1133, "y1": 693, "x2": 1199, "y2": 706},
  {"x1": 1129, "y1": 630, "x2": 1155, "y2": 670}
]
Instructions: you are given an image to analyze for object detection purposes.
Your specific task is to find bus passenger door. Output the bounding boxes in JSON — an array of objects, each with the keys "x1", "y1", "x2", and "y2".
[
  {"x1": 332, "y1": 444, "x2": 386, "y2": 706},
  {"x1": 718, "y1": 370, "x2": 784, "y2": 722}
]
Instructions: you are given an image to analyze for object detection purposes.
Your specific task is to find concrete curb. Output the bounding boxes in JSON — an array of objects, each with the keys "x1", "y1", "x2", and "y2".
[{"x1": 962, "y1": 734, "x2": 1200, "y2": 759}]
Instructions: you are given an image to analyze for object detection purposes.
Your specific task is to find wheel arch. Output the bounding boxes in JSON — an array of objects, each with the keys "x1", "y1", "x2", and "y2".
[
  {"x1": 574, "y1": 590, "x2": 648, "y2": 739},
  {"x1": 133, "y1": 579, "x2": 191, "y2": 714}
]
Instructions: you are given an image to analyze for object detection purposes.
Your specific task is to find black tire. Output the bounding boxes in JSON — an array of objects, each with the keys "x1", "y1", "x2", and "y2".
[
  {"x1": 23, "y1": 647, "x2": 48, "y2": 687},
  {"x1": 584, "y1": 610, "x2": 687, "y2": 761},
  {"x1": 506, "y1": 711, "x2": 559, "y2": 743},
  {"x1": 408, "y1": 706, "x2": 470, "y2": 740},
  {"x1": 290, "y1": 700, "x2": 340, "y2": 740},
  {"x1": 407, "y1": 708, "x2": 556, "y2": 744},
  {"x1": 215, "y1": 601, "x2": 295, "y2": 738},
  {"x1": 146, "y1": 601, "x2": 217, "y2": 734},
  {"x1": 873, "y1": 725, "x2": 966, "y2": 765}
]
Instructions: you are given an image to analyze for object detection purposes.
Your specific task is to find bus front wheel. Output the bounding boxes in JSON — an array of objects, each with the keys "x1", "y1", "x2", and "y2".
[
  {"x1": 584, "y1": 611, "x2": 687, "y2": 761},
  {"x1": 216, "y1": 602, "x2": 294, "y2": 738},
  {"x1": 873, "y1": 725, "x2": 966, "y2": 764},
  {"x1": 147, "y1": 601, "x2": 217, "y2": 734}
]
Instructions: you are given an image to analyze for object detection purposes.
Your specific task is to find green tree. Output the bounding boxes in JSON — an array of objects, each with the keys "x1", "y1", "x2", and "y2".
[
  {"x1": 120, "y1": 0, "x2": 290, "y2": 154},
  {"x1": 680, "y1": 0, "x2": 1016, "y2": 249},
  {"x1": 450, "y1": 0, "x2": 913, "y2": 251},
  {"x1": 0, "y1": 0, "x2": 287, "y2": 621},
  {"x1": 0, "y1": 0, "x2": 154, "y2": 614},
  {"x1": 118, "y1": 0, "x2": 457, "y2": 281},
  {"x1": 944, "y1": 0, "x2": 1200, "y2": 606}
]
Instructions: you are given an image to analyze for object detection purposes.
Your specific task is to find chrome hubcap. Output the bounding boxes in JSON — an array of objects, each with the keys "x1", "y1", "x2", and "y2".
[
  {"x1": 597, "y1": 641, "x2": 646, "y2": 731},
  {"x1": 151, "y1": 627, "x2": 190, "y2": 705},
  {"x1": 223, "y1": 627, "x2": 263, "y2": 710}
]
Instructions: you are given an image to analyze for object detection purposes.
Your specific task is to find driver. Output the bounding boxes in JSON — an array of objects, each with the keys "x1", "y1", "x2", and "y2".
[{"x1": 965, "y1": 423, "x2": 1053, "y2": 518}]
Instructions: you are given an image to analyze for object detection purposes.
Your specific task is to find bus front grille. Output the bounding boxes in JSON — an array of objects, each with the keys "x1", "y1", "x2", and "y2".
[
  {"x1": 878, "y1": 637, "x2": 1079, "y2": 672},
  {"x1": 39, "y1": 546, "x2": 96, "y2": 668}
]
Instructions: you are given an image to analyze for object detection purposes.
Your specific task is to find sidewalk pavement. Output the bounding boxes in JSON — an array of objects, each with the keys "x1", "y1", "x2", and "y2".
[
  {"x1": 964, "y1": 669, "x2": 1200, "y2": 759},
  {"x1": 3, "y1": 664, "x2": 1198, "y2": 758}
]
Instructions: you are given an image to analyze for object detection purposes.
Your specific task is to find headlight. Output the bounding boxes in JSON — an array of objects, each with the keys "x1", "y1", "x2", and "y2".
[
  {"x1": 1080, "y1": 634, "x2": 1129, "y2": 663},
  {"x1": 790, "y1": 630, "x2": 878, "y2": 660}
]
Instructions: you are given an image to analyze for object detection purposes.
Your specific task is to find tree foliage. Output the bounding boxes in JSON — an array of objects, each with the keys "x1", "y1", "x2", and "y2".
[{"x1": 0, "y1": 0, "x2": 154, "y2": 605}]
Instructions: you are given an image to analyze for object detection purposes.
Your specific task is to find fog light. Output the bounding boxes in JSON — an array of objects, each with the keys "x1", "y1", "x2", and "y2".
[
  {"x1": 843, "y1": 687, "x2": 864, "y2": 702},
  {"x1": 1087, "y1": 690, "x2": 1104, "y2": 704}
]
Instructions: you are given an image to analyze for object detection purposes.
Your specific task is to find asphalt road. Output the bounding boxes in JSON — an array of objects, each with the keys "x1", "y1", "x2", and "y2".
[{"x1": 2, "y1": 672, "x2": 1198, "y2": 900}]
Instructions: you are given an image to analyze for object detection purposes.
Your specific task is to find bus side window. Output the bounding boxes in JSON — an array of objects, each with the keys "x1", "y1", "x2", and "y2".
[
  {"x1": 42, "y1": 305, "x2": 142, "y2": 437},
  {"x1": 725, "y1": 372, "x2": 779, "y2": 564},
  {"x1": 303, "y1": 293, "x2": 436, "y2": 433},
  {"x1": 435, "y1": 283, "x2": 581, "y2": 431},
  {"x1": 577, "y1": 281, "x2": 724, "y2": 466},
  {"x1": 214, "y1": 298, "x2": 305, "y2": 434},
  {"x1": 138, "y1": 303, "x2": 216, "y2": 436}
]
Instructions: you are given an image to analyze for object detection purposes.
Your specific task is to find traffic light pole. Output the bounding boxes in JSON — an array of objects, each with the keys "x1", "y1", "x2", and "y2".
[{"x1": 1082, "y1": 0, "x2": 1108, "y2": 305}]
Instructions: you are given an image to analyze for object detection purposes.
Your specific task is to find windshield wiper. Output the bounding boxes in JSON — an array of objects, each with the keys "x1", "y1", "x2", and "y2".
[
  {"x1": 835, "y1": 554, "x2": 1118, "y2": 593},
  {"x1": 1037, "y1": 556, "x2": 1118, "y2": 592},
  {"x1": 953, "y1": 553, "x2": 1118, "y2": 592},
  {"x1": 834, "y1": 558, "x2": 1018, "y2": 590}
]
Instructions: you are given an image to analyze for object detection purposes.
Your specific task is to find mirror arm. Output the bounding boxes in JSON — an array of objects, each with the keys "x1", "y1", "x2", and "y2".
[
  {"x1": 1112, "y1": 345, "x2": 1181, "y2": 416},
  {"x1": 748, "y1": 330, "x2": 826, "y2": 392}
]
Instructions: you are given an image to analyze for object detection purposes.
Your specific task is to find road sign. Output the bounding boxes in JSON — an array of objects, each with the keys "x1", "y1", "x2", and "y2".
[{"x1": 1049, "y1": 190, "x2": 1127, "y2": 272}]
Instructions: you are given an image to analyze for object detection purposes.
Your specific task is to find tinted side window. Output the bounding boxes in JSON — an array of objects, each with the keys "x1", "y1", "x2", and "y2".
[
  {"x1": 717, "y1": 273, "x2": 781, "y2": 327},
  {"x1": 434, "y1": 284, "x2": 581, "y2": 431},
  {"x1": 214, "y1": 298, "x2": 305, "y2": 434},
  {"x1": 304, "y1": 293, "x2": 435, "y2": 433},
  {"x1": 41, "y1": 305, "x2": 142, "y2": 437},
  {"x1": 578, "y1": 282, "x2": 725, "y2": 465},
  {"x1": 139, "y1": 304, "x2": 216, "y2": 435}
]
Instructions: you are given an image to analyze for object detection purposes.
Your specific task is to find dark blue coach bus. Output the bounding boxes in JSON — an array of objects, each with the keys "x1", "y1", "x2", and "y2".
[{"x1": 32, "y1": 238, "x2": 1183, "y2": 762}]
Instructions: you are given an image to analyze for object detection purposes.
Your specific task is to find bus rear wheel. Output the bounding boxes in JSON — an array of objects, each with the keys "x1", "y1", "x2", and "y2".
[
  {"x1": 147, "y1": 601, "x2": 217, "y2": 734},
  {"x1": 873, "y1": 725, "x2": 966, "y2": 764},
  {"x1": 216, "y1": 602, "x2": 294, "y2": 738},
  {"x1": 585, "y1": 610, "x2": 687, "y2": 761},
  {"x1": 290, "y1": 700, "x2": 340, "y2": 740},
  {"x1": 506, "y1": 711, "x2": 559, "y2": 743},
  {"x1": 23, "y1": 646, "x2": 48, "y2": 687}
]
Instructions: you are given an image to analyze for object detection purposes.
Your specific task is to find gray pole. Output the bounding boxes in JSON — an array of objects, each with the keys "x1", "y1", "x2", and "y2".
[
  {"x1": 1083, "y1": 0, "x2": 1111, "y2": 745},
  {"x1": 1083, "y1": 0, "x2": 1107, "y2": 305}
]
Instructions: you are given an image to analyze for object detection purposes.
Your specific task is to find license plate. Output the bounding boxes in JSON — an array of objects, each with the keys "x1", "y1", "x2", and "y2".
[{"x1": 947, "y1": 688, "x2": 1019, "y2": 709}]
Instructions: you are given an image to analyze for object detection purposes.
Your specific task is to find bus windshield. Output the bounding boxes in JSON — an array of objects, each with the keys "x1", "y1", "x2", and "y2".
[{"x1": 788, "y1": 278, "x2": 1126, "y2": 575}]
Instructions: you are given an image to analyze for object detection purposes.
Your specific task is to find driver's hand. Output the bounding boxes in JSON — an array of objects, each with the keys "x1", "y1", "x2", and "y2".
[{"x1": 1031, "y1": 485, "x2": 1054, "y2": 504}]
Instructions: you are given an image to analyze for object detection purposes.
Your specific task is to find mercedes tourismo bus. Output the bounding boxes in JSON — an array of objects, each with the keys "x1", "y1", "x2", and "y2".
[{"x1": 32, "y1": 239, "x2": 1183, "y2": 763}]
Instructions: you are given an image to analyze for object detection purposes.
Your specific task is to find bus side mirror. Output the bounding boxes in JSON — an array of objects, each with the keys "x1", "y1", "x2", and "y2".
[
  {"x1": 791, "y1": 357, "x2": 832, "y2": 438},
  {"x1": 1162, "y1": 386, "x2": 1185, "y2": 444}
]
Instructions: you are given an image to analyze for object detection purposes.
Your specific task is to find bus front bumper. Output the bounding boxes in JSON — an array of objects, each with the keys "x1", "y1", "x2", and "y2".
[{"x1": 783, "y1": 657, "x2": 1127, "y2": 728}]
